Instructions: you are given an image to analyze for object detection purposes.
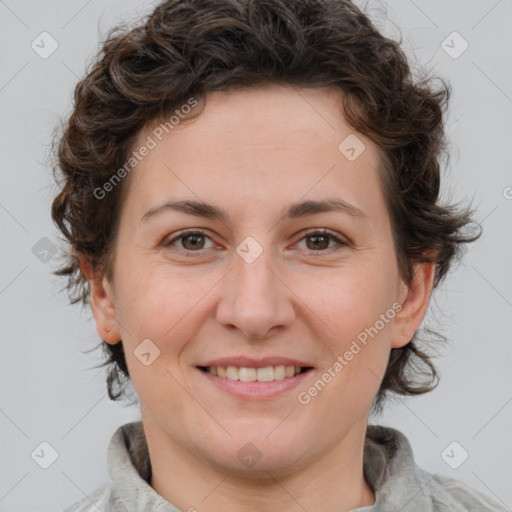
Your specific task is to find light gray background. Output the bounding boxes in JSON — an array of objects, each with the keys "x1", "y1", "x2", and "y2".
[{"x1": 0, "y1": 0, "x2": 511, "y2": 510}]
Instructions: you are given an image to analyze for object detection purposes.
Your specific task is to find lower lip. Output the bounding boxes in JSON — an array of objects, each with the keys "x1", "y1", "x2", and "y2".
[{"x1": 197, "y1": 368, "x2": 313, "y2": 399}]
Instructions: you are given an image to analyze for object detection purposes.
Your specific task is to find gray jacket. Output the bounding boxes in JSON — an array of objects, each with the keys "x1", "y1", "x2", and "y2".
[{"x1": 62, "y1": 421, "x2": 507, "y2": 511}]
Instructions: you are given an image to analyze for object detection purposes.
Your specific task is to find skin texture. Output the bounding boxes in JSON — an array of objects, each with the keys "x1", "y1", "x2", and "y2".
[{"x1": 83, "y1": 84, "x2": 435, "y2": 512}]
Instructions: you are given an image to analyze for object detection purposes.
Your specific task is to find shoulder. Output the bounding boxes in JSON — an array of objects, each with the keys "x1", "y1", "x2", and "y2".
[
  {"x1": 364, "y1": 425, "x2": 507, "y2": 512},
  {"x1": 426, "y1": 471, "x2": 507, "y2": 512},
  {"x1": 61, "y1": 483, "x2": 117, "y2": 512}
]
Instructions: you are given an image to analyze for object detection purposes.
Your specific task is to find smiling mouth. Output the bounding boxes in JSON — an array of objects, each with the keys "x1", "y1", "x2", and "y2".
[{"x1": 197, "y1": 365, "x2": 313, "y2": 382}]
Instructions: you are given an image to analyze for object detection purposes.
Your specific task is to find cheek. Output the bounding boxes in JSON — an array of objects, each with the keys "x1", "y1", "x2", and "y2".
[
  {"x1": 306, "y1": 257, "x2": 398, "y2": 393},
  {"x1": 113, "y1": 262, "x2": 223, "y2": 379},
  {"x1": 303, "y1": 278, "x2": 395, "y2": 418},
  {"x1": 114, "y1": 266, "x2": 201, "y2": 413},
  {"x1": 115, "y1": 262, "x2": 209, "y2": 331},
  {"x1": 313, "y1": 263, "x2": 398, "y2": 337}
]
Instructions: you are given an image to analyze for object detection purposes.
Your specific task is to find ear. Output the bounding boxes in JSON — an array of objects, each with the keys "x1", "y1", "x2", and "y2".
[
  {"x1": 391, "y1": 255, "x2": 436, "y2": 349},
  {"x1": 79, "y1": 257, "x2": 121, "y2": 345}
]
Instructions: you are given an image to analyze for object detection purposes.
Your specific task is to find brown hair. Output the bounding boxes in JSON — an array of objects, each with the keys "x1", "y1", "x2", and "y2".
[{"x1": 51, "y1": 0, "x2": 481, "y2": 414}]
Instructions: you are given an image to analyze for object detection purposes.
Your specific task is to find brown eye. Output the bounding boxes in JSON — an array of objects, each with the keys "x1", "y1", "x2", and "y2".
[
  {"x1": 298, "y1": 230, "x2": 347, "y2": 252},
  {"x1": 306, "y1": 234, "x2": 330, "y2": 250},
  {"x1": 181, "y1": 233, "x2": 206, "y2": 250},
  {"x1": 164, "y1": 229, "x2": 213, "y2": 252}
]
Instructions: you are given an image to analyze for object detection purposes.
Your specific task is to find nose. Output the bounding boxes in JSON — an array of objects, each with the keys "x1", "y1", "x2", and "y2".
[{"x1": 215, "y1": 245, "x2": 296, "y2": 340}]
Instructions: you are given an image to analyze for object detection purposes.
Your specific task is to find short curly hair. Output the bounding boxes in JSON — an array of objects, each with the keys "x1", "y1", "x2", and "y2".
[{"x1": 51, "y1": 0, "x2": 481, "y2": 413}]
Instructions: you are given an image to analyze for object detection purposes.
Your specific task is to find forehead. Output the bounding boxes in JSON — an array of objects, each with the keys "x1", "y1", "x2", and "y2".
[{"x1": 122, "y1": 85, "x2": 386, "y2": 226}]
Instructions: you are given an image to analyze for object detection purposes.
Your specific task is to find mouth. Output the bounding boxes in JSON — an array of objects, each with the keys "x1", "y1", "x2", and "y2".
[
  {"x1": 197, "y1": 365, "x2": 313, "y2": 382},
  {"x1": 195, "y1": 362, "x2": 314, "y2": 399}
]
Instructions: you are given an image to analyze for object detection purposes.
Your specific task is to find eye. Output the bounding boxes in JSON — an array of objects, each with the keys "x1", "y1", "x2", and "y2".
[
  {"x1": 296, "y1": 229, "x2": 348, "y2": 252},
  {"x1": 163, "y1": 229, "x2": 215, "y2": 251},
  {"x1": 163, "y1": 228, "x2": 348, "y2": 254}
]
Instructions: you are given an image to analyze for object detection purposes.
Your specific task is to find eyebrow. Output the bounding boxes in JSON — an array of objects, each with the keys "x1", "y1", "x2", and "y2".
[{"x1": 141, "y1": 198, "x2": 369, "y2": 223}]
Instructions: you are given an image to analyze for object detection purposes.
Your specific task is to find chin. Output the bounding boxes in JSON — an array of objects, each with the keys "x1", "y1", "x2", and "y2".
[
  {"x1": 200, "y1": 430, "x2": 310, "y2": 476},
  {"x1": 208, "y1": 448, "x2": 305, "y2": 479}
]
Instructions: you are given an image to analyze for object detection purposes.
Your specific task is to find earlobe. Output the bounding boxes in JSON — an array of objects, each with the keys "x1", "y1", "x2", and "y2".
[
  {"x1": 79, "y1": 258, "x2": 91, "y2": 279},
  {"x1": 391, "y1": 259, "x2": 436, "y2": 349},
  {"x1": 79, "y1": 257, "x2": 121, "y2": 345}
]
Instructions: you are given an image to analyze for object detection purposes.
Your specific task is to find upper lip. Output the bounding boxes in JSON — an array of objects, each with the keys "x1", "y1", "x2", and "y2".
[{"x1": 198, "y1": 356, "x2": 313, "y2": 369}]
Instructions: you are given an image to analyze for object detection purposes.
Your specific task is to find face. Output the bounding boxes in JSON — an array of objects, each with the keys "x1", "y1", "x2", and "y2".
[{"x1": 87, "y1": 84, "x2": 434, "y2": 476}]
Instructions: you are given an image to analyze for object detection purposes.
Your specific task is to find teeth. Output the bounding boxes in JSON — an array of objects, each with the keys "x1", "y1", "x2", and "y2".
[
  {"x1": 206, "y1": 365, "x2": 306, "y2": 382},
  {"x1": 274, "y1": 365, "x2": 285, "y2": 380},
  {"x1": 239, "y1": 367, "x2": 257, "y2": 381},
  {"x1": 226, "y1": 366, "x2": 238, "y2": 381},
  {"x1": 257, "y1": 366, "x2": 274, "y2": 382}
]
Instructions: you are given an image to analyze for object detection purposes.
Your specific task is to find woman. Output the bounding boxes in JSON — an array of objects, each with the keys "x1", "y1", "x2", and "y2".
[{"x1": 52, "y1": 0, "x2": 504, "y2": 510}]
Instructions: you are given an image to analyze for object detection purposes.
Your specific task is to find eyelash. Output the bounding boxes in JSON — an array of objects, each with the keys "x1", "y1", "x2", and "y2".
[{"x1": 163, "y1": 229, "x2": 348, "y2": 255}]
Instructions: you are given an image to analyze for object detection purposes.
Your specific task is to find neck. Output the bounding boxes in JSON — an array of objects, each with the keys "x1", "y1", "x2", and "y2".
[{"x1": 144, "y1": 416, "x2": 376, "y2": 512}]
